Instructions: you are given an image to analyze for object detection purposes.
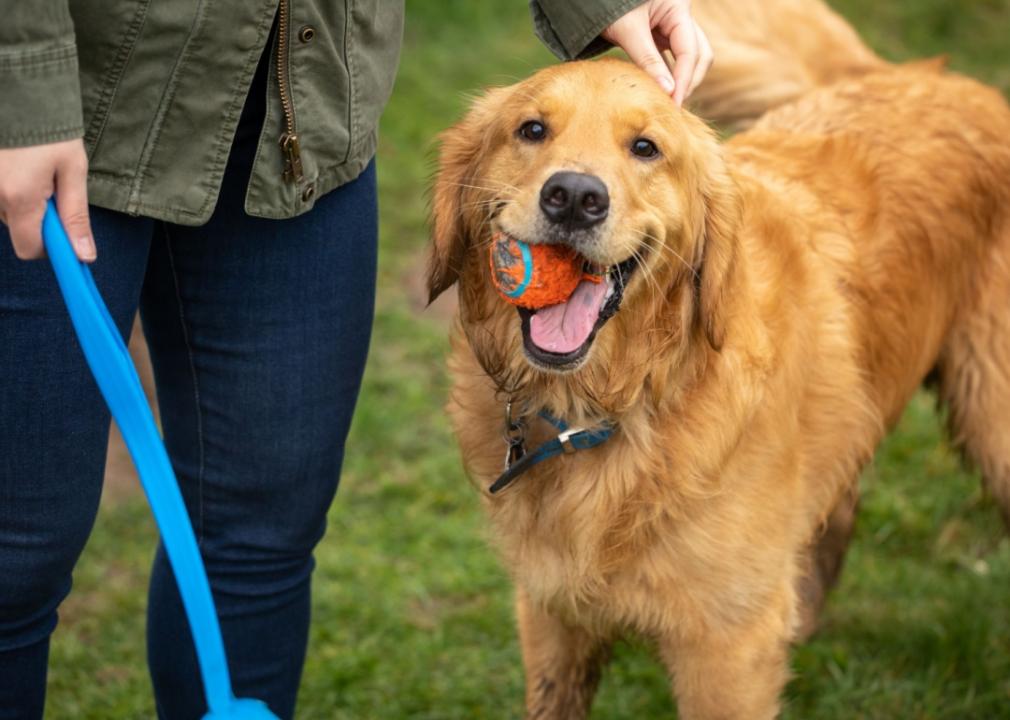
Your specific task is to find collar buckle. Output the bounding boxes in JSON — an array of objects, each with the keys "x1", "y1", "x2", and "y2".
[{"x1": 557, "y1": 427, "x2": 584, "y2": 454}]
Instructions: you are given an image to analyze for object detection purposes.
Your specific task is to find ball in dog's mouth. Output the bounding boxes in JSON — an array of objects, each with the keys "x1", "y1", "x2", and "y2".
[
  {"x1": 518, "y1": 254, "x2": 639, "y2": 370},
  {"x1": 490, "y1": 233, "x2": 605, "y2": 309},
  {"x1": 489, "y1": 232, "x2": 640, "y2": 370}
]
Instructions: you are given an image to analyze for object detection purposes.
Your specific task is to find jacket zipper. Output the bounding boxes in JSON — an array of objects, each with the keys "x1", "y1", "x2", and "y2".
[{"x1": 276, "y1": 0, "x2": 303, "y2": 183}]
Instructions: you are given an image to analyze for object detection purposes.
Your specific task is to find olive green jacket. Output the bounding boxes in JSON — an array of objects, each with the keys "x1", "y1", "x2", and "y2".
[{"x1": 0, "y1": 0, "x2": 635, "y2": 225}]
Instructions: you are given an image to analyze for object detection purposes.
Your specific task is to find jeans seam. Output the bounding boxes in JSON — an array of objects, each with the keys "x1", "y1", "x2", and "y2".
[{"x1": 162, "y1": 225, "x2": 206, "y2": 544}]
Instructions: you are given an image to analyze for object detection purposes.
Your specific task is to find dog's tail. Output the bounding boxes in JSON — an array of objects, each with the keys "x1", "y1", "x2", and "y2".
[{"x1": 690, "y1": 0, "x2": 887, "y2": 129}]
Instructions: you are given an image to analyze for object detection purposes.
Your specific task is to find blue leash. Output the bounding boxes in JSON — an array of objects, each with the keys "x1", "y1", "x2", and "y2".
[{"x1": 42, "y1": 200, "x2": 277, "y2": 720}]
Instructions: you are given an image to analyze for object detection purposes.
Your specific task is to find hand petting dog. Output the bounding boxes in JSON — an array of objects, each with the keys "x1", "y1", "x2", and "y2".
[{"x1": 604, "y1": 0, "x2": 714, "y2": 105}]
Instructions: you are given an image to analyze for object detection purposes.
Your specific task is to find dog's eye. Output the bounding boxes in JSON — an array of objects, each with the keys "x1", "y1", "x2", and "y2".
[
  {"x1": 631, "y1": 138, "x2": 659, "y2": 159},
  {"x1": 518, "y1": 120, "x2": 547, "y2": 142}
]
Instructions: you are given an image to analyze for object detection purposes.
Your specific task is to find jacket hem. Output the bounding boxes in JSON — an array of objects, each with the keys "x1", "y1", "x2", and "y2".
[
  {"x1": 0, "y1": 36, "x2": 84, "y2": 149},
  {"x1": 86, "y1": 136, "x2": 377, "y2": 226},
  {"x1": 244, "y1": 131, "x2": 377, "y2": 220},
  {"x1": 0, "y1": 126, "x2": 84, "y2": 148}
]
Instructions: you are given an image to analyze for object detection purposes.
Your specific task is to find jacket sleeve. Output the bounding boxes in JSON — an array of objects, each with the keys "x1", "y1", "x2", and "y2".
[
  {"x1": 0, "y1": 0, "x2": 83, "y2": 148},
  {"x1": 529, "y1": 0, "x2": 645, "y2": 60}
]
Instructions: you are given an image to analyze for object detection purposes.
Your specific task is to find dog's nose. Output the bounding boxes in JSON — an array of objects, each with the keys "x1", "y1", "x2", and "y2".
[{"x1": 539, "y1": 172, "x2": 609, "y2": 229}]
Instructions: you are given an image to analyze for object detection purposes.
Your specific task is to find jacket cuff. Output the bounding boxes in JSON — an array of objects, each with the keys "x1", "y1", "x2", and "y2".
[
  {"x1": 0, "y1": 35, "x2": 83, "y2": 148},
  {"x1": 529, "y1": 0, "x2": 645, "y2": 61}
]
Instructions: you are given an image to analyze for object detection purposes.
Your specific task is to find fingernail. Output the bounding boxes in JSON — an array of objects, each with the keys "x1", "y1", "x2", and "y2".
[
  {"x1": 75, "y1": 236, "x2": 97, "y2": 262},
  {"x1": 659, "y1": 76, "x2": 675, "y2": 95}
]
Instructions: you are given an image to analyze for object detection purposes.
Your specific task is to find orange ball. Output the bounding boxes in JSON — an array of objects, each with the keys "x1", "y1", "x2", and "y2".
[{"x1": 489, "y1": 234, "x2": 601, "y2": 309}]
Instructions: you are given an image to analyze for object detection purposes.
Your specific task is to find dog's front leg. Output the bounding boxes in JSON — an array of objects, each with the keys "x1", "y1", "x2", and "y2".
[
  {"x1": 658, "y1": 591, "x2": 794, "y2": 720},
  {"x1": 515, "y1": 589, "x2": 610, "y2": 720}
]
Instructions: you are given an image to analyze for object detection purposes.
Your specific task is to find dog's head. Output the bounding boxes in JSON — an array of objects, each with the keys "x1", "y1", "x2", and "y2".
[{"x1": 428, "y1": 59, "x2": 740, "y2": 402}]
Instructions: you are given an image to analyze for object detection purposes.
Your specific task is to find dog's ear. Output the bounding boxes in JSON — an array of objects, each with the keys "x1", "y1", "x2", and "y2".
[
  {"x1": 695, "y1": 147, "x2": 742, "y2": 352},
  {"x1": 427, "y1": 89, "x2": 504, "y2": 304}
]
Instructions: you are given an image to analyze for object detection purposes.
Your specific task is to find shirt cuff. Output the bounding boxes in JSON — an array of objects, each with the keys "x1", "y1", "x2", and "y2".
[
  {"x1": 0, "y1": 35, "x2": 83, "y2": 148},
  {"x1": 529, "y1": 0, "x2": 646, "y2": 61}
]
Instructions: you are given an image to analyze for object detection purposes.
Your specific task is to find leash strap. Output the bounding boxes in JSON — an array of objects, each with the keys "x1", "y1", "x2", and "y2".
[
  {"x1": 489, "y1": 411, "x2": 614, "y2": 494},
  {"x1": 42, "y1": 201, "x2": 277, "y2": 720}
]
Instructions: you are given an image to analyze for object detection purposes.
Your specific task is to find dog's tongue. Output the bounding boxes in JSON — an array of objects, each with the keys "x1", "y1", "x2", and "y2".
[{"x1": 529, "y1": 278, "x2": 609, "y2": 354}]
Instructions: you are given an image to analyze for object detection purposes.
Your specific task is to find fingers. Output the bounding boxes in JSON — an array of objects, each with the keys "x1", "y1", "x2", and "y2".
[
  {"x1": 689, "y1": 24, "x2": 715, "y2": 98},
  {"x1": 0, "y1": 171, "x2": 51, "y2": 260},
  {"x1": 0, "y1": 139, "x2": 93, "y2": 263},
  {"x1": 603, "y1": 7, "x2": 676, "y2": 97},
  {"x1": 55, "y1": 148, "x2": 96, "y2": 262},
  {"x1": 665, "y1": 12, "x2": 700, "y2": 105},
  {"x1": 6, "y1": 201, "x2": 47, "y2": 260},
  {"x1": 604, "y1": 1, "x2": 714, "y2": 105}
]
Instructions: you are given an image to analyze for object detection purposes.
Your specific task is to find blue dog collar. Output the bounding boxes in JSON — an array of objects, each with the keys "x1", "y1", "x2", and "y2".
[{"x1": 489, "y1": 409, "x2": 615, "y2": 494}]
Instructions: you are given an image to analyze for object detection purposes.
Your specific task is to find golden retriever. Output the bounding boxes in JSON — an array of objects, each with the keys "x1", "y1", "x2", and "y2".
[{"x1": 426, "y1": 1, "x2": 1010, "y2": 717}]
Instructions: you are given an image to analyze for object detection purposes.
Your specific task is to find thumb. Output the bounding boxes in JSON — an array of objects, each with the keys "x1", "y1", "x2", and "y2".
[{"x1": 55, "y1": 151, "x2": 96, "y2": 262}]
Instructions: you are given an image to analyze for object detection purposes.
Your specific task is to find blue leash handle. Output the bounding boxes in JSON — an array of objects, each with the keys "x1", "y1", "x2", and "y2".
[{"x1": 42, "y1": 201, "x2": 276, "y2": 720}]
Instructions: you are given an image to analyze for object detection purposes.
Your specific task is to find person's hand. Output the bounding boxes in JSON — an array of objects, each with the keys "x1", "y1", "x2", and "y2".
[
  {"x1": 602, "y1": 0, "x2": 713, "y2": 106},
  {"x1": 0, "y1": 138, "x2": 95, "y2": 262}
]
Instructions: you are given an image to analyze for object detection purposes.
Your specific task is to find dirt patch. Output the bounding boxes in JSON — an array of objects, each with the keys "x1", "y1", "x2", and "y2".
[{"x1": 402, "y1": 252, "x2": 458, "y2": 327}]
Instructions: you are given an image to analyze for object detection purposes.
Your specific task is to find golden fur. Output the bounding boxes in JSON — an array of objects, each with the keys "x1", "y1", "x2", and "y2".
[
  {"x1": 427, "y1": 2, "x2": 1010, "y2": 717},
  {"x1": 689, "y1": 0, "x2": 886, "y2": 129}
]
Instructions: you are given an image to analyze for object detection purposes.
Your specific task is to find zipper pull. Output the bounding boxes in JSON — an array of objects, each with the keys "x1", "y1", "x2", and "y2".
[{"x1": 279, "y1": 132, "x2": 304, "y2": 183}]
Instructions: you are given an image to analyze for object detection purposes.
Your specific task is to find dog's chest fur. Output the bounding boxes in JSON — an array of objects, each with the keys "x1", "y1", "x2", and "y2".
[{"x1": 445, "y1": 230, "x2": 884, "y2": 637}]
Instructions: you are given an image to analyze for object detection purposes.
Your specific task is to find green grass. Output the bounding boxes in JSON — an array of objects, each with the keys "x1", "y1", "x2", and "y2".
[{"x1": 47, "y1": 1, "x2": 1010, "y2": 717}]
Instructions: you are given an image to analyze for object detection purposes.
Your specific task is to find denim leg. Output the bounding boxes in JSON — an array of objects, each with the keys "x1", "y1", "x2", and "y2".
[
  {"x1": 140, "y1": 156, "x2": 378, "y2": 719},
  {"x1": 0, "y1": 210, "x2": 152, "y2": 719}
]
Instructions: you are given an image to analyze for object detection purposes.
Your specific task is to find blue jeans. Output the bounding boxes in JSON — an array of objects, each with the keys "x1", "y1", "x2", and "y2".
[{"x1": 0, "y1": 53, "x2": 377, "y2": 719}]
